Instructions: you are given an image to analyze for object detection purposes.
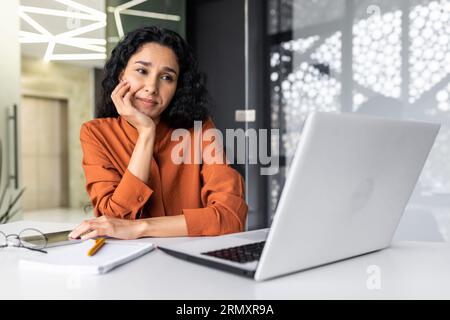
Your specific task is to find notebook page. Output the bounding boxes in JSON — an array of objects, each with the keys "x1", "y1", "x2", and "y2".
[{"x1": 19, "y1": 239, "x2": 154, "y2": 274}]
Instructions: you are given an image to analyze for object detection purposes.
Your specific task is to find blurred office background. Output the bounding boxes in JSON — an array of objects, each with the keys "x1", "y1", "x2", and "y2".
[{"x1": 0, "y1": 0, "x2": 449, "y2": 242}]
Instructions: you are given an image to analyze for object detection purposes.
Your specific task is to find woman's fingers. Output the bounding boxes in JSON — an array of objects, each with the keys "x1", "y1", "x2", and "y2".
[
  {"x1": 79, "y1": 229, "x2": 99, "y2": 240},
  {"x1": 111, "y1": 80, "x2": 126, "y2": 98},
  {"x1": 111, "y1": 91, "x2": 123, "y2": 115},
  {"x1": 116, "y1": 82, "x2": 130, "y2": 98},
  {"x1": 68, "y1": 220, "x2": 109, "y2": 240},
  {"x1": 111, "y1": 81, "x2": 130, "y2": 114},
  {"x1": 123, "y1": 90, "x2": 134, "y2": 110},
  {"x1": 68, "y1": 220, "x2": 95, "y2": 239}
]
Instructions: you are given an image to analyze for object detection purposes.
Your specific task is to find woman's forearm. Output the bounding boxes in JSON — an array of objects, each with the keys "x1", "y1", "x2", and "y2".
[
  {"x1": 138, "y1": 215, "x2": 189, "y2": 237},
  {"x1": 128, "y1": 130, "x2": 155, "y2": 184},
  {"x1": 126, "y1": 130, "x2": 189, "y2": 238}
]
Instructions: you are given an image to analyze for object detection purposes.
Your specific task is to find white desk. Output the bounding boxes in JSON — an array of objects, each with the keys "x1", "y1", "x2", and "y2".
[{"x1": 1, "y1": 221, "x2": 450, "y2": 300}]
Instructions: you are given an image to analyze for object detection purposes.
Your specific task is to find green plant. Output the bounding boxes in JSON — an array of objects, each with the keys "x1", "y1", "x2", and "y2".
[{"x1": 0, "y1": 138, "x2": 26, "y2": 224}]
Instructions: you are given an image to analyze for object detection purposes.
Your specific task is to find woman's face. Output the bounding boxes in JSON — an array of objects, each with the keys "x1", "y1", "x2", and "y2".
[{"x1": 119, "y1": 42, "x2": 179, "y2": 121}]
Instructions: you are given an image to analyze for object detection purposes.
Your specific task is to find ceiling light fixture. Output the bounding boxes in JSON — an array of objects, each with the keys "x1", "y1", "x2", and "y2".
[{"x1": 19, "y1": 0, "x2": 106, "y2": 62}]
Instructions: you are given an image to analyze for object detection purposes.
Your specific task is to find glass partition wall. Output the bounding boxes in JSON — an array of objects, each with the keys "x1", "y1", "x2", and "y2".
[{"x1": 267, "y1": 0, "x2": 450, "y2": 241}]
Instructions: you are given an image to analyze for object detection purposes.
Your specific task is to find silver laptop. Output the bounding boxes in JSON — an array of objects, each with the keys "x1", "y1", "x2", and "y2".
[{"x1": 159, "y1": 112, "x2": 440, "y2": 281}]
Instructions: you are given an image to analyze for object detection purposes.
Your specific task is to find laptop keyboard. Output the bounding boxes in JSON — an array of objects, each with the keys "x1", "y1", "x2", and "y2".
[{"x1": 201, "y1": 241, "x2": 266, "y2": 264}]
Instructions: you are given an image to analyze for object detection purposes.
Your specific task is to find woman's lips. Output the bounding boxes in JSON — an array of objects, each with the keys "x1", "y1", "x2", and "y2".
[{"x1": 136, "y1": 97, "x2": 157, "y2": 107}]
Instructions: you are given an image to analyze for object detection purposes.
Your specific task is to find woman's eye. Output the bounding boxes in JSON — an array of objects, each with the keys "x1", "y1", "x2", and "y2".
[
  {"x1": 162, "y1": 75, "x2": 173, "y2": 81},
  {"x1": 136, "y1": 68, "x2": 147, "y2": 75}
]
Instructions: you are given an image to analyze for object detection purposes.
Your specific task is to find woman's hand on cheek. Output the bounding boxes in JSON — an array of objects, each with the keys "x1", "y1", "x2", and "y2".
[
  {"x1": 68, "y1": 215, "x2": 145, "y2": 240},
  {"x1": 111, "y1": 80, "x2": 156, "y2": 135}
]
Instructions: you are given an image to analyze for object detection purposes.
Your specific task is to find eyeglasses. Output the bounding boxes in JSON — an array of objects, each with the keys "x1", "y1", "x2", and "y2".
[{"x1": 0, "y1": 228, "x2": 48, "y2": 253}]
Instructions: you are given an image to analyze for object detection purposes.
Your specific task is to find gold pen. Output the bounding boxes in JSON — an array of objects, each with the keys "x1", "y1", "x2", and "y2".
[{"x1": 87, "y1": 237, "x2": 106, "y2": 256}]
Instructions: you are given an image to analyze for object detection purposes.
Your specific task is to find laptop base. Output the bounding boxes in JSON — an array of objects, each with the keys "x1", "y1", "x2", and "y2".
[{"x1": 159, "y1": 246, "x2": 256, "y2": 279}]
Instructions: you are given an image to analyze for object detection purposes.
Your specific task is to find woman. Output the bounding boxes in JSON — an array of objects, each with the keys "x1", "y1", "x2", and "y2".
[{"x1": 69, "y1": 26, "x2": 247, "y2": 240}]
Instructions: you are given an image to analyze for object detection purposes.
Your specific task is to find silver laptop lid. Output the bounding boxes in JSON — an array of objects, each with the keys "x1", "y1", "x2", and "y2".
[{"x1": 255, "y1": 112, "x2": 440, "y2": 281}]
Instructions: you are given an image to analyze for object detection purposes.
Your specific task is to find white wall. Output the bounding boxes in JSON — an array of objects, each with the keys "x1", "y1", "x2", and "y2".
[{"x1": 0, "y1": 0, "x2": 21, "y2": 222}]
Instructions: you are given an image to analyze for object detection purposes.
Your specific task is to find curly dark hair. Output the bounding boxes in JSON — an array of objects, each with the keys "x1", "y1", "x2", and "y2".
[{"x1": 96, "y1": 26, "x2": 210, "y2": 128}]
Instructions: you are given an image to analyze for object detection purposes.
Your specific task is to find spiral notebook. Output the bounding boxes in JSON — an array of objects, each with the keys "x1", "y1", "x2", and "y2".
[{"x1": 19, "y1": 239, "x2": 155, "y2": 275}]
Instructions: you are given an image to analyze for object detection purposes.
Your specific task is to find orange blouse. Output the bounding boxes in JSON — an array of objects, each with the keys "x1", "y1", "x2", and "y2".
[{"x1": 80, "y1": 116, "x2": 248, "y2": 236}]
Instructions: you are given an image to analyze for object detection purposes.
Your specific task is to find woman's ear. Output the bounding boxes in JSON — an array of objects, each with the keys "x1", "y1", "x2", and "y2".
[{"x1": 118, "y1": 70, "x2": 124, "y2": 82}]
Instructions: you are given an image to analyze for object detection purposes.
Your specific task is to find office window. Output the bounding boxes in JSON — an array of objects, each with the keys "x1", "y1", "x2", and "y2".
[{"x1": 268, "y1": 0, "x2": 450, "y2": 241}]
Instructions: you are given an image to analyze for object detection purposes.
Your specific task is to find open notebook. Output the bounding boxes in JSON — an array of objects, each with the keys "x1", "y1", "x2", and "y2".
[{"x1": 19, "y1": 239, "x2": 155, "y2": 275}]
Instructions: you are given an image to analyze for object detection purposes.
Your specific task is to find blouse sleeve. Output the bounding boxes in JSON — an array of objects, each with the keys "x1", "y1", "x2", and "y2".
[
  {"x1": 182, "y1": 119, "x2": 248, "y2": 236},
  {"x1": 80, "y1": 123, "x2": 153, "y2": 220}
]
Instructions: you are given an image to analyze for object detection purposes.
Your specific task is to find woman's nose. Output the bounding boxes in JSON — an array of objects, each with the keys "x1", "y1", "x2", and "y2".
[{"x1": 144, "y1": 78, "x2": 158, "y2": 94}]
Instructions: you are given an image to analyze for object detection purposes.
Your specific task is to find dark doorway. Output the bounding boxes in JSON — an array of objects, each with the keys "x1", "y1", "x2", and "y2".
[{"x1": 187, "y1": 0, "x2": 269, "y2": 229}]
